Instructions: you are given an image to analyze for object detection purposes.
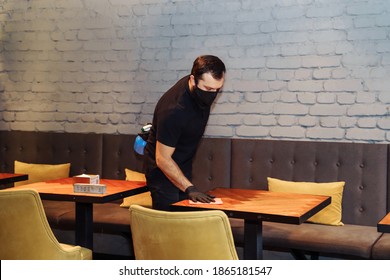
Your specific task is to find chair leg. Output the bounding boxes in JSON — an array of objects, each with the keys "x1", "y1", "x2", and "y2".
[
  {"x1": 290, "y1": 249, "x2": 319, "y2": 260},
  {"x1": 290, "y1": 249, "x2": 308, "y2": 259}
]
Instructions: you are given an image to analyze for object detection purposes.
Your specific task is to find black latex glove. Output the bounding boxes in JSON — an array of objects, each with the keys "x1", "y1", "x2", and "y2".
[{"x1": 185, "y1": 186, "x2": 215, "y2": 203}]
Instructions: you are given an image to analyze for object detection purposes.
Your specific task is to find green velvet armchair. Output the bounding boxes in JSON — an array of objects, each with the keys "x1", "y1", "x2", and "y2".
[
  {"x1": 129, "y1": 204, "x2": 238, "y2": 260},
  {"x1": 0, "y1": 188, "x2": 92, "y2": 260}
]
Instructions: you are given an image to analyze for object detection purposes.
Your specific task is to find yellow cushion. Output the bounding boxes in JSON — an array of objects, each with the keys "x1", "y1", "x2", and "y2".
[
  {"x1": 14, "y1": 161, "x2": 71, "y2": 186},
  {"x1": 120, "y1": 168, "x2": 151, "y2": 208},
  {"x1": 267, "y1": 177, "x2": 345, "y2": 226}
]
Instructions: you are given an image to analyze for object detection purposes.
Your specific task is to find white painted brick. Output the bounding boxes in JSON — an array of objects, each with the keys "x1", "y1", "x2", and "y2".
[
  {"x1": 337, "y1": 93, "x2": 356, "y2": 105},
  {"x1": 2, "y1": 112, "x2": 15, "y2": 122},
  {"x1": 31, "y1": 83, "x2": 57, "y2": 93},
  {"x1": 274, "y1": 103, "x2": 308, "y2": 115},
  {"x1": 260, "y1": 70, "x2": 277, "y2": 81},
  {"x1": 280, "y1": 45, "x2": 299, "y2": 56},
  {"x1": 370, "y1": 68, "x2": 388, "y2": 78},
  {"x1": 1, "y1": 0, "x2": 390, "y2": 143},
  {"x1": 366, "y1": 79, "x2": 390, "y2": 91},
  {"x1": 320, "y1": 117, "x2": 340, "y2": 128},
  {"x1": 347, "y1": 104, "x2": 387, "y2": 116},
  {"x1": 347, "y1": 3, "x2": 385, "y2": 15},
  {"x1": 332, "y1": 68, "x2": 350, "y2": 79},
  {"x1": 299, "y1": 116, "x2": 317, "y2": 127},
  {"x1": 232, "y1": 80, "x2": 269, "y2": 92},
  {"x1": 236, "y1": 125, "x2": 269, "y2": 138},
  {"x1": 354, "y1": 16, "x2": 377, "y2": 28},
  {"x1": 378, "y1": 92, "x2": 390, "y2": 103},
  {"x1": 317, "y1": 92, "x2": 336, "y2": 104},
  {"x1": 376, "y1": 14, "x2": 390, "y2": 27},
  {"x1": 242, "y1": 70, "x2": 259, "y2": 80},
  {"x1": 272, "y1": 32, "x2": 309, "y2": 44},
  {"x1": 277, "y1": 70, "x2": 296, "y2": 81},
  {"x1": 267, "y1": 57, "x2": 301, "y2": 69},
  {"x1": 208, "y1": 115, "x2": 242, "y2": 126},
  {"x1": 335, "y1": 42, "x2": 354, "y2": 54},
  {"x1": 270, "y1": 126, "x2": 305, "y2": 139},
  {"x1": 9, "y1": 122, "x2": 37, "y2": 131},
  {"x1": 357, "y1": 118, "x2": 377, "y2": 128},
  {"x1": 280, "y1": 91, "x2": 297, "y2": 103},
  {"x1": 272, "y1": 6, "x2": 306, "y2": 19},
  {"x1": 229, "y1": 58, "x2": 266, "y2": 70},
  {"x1": 339, "y1": 117, "x2": 356, "y2": 128},
  {"x1": 297, "y1": 92, "x2": 316, "y2": 105},
  {"x1": 302, "y1": 55, "x2": 340, "y2": 68},
  {"x1": 204, "y1": 125, "x2": 234, "y2": 137},
  {"x1": 306, "y1": 5, "x2": 344, "y2": 18},
  {"x1": 348, "y1": 28, "x2": 388, "y2": 40},
  {"x1": 260, "y1": 116, "x2": 278, "y2": 126},
  {"x1": 313, "y1": 69, "x2": 331, "y2": 80},
  {"x1": 261, "y1": 91, "x2": 281, "y2": 103},
  {"x1": 237, "y1": 34, "x2": 270, "y2": 47},
  {"x1": 244, "y1": 92, "x2": 260, "y2": 103},
  {"x1": 309, "y1": 104, "x2": 346, "y2": 116},
  {"x1": 382, "y1": 55, "x2": 390, "y2": 66},
  {"x1": 260, "y1": 22, "x2": 277, "y2": 33},
  {"x1": 243, "y1": 115, "x2": 260, "y2": 125},
  {"x1": 278, "y1": 115, "x2": 296, "y2": 126},
  {"x1": 57, "y1": 103, "x2": 85, "y2": 113},
  {"x1": 277, "y1": 19, "x2": 313, "y2": 32},
  {"x1": 323, "y1": 79, "x2": 363, "y2": 92},
  {"x1": 333, "y1": 17, "x2": 353, "y2": 30},
  {"x1": 288, "y1": 80, "x2": 323, "y2": 92},
  {"x1": 356, "y1": 92, "x2": 376, "y2": 104},
  {"x1": 204, "y1": 36, "x2": 235, "y2": 48},
  {"x1": 56, "y1": 41, "x2": 83, "y2": 51},
  {"x1": 306, "y1": 127, "x2": 345, "y2": 140},
  {"x1": 313, "y1": 18, "x2": 334, "y2": 31},
  {"x1": 316, "y1": 41, "x2": 335, "y2": 55},
  {"x1": 236, "y1": 10, "x2": 272, "y2": 23},
  {"x1": 346, "y1": 128, "x2": 385, "y2": 141},
  {"x1": 237, "y1": 103, "x2": 274, "y2": 115},
  {"x1": 55, "y1": 0, "x2": 83, "y2": 9},
  {"x1": 83, "y1": 41, "x2": 111, "y2": 51},
  {"x1": 378, "y1": 119, "x2": 390, "y2": 129}
]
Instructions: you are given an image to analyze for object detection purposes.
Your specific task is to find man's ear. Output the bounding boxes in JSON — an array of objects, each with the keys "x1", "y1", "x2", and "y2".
[{"x1": 189, "y1": 74, "x2": 196, "y2": 86}]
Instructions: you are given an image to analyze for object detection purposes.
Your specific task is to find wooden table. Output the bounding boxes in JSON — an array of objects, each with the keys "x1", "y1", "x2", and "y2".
[
  {"x1": 13, "y1": 177, "x2": 147, "y2": 249},
  {"x1": 0, "y1": 173, "x2": 28, "y2": 187},
  {"x1": 171, "y1": 187, "x2": 331, "y2": 260},
  {"x1": 378, "y1": 212, "x2": 390, "y2": 233}
]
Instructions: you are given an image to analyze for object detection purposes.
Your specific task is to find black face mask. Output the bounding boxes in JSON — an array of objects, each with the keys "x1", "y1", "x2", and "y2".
[{"x1": 192, "y1": 86, "x2": 218, "y2": 109}]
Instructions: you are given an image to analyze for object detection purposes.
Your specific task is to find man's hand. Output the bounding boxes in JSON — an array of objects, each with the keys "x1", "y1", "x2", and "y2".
[{"x1": 185, "y1": 186, "x2": 216, "y2": 203}]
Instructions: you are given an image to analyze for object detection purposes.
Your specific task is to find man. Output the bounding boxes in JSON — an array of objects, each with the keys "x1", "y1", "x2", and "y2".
[{"x1": 143, "y1": 55, "x2": 226, "y2": 210}]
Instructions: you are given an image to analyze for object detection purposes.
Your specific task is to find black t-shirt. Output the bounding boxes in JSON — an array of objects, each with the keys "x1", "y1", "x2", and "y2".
[{"x1": 144, "y1": 75, "x2": 210, "y2": 184}]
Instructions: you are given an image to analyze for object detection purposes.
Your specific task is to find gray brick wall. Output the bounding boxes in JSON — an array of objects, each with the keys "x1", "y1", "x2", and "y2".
[{"x1": 1, "y1": 0, "x2": 390, "y2": 143}]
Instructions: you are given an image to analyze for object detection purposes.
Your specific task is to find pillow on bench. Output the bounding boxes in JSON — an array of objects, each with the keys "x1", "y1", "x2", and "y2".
[
  {"x1": 14, "y1": 161, "x2": 71, "y2": 187},
  {"x1": 120, "y1": 168, "x2": 152, "y2": 208},
  {"x1": 267, "y1": 177, "x2": 345, "y2": 226}
]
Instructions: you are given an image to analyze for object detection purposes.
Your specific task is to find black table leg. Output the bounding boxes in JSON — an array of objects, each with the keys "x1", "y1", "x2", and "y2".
[
  {"x1": 75, "y1": 202, "x2": 93, "y2": 249},
  {"x1": 244, "y1": 219, "x2": 263, "y2": 260}
]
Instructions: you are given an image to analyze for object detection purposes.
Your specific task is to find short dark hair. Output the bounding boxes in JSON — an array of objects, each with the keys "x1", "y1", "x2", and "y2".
[{"x1": 191, "y1": 55, "x2": 226, "y2": 83}]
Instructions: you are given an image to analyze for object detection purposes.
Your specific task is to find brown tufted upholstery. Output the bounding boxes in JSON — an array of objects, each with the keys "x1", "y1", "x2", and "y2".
[
  {"x1": 101, "y1": 134, "x2": 144, "y2": 180},
  {"x1": 0, "y1": 130, "x2": 103, "y2": 176},
  {"x1": 192, "y1": 137, "x2": 232, "y2": 192},
  {"x1": 230, "y1": 139, "x2": 389, "y2": 226},
  {"x1": 1, "y1": 130, "x2": 390, "y2": 259}
]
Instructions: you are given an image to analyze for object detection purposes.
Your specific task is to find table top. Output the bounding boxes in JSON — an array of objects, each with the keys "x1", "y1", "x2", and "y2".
[
  {"x1": 172, "y1": 187, "x2": 331, "y2": 224},
  {"x1": 378, "y1": 212, "x2": 390, "y2": 233},
  {"x1": 13, "y1": 177, "x2": 147, "y2": 203},
  {"x1": 0, "y1": 173, "x2": 28, "y2": 185}
]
